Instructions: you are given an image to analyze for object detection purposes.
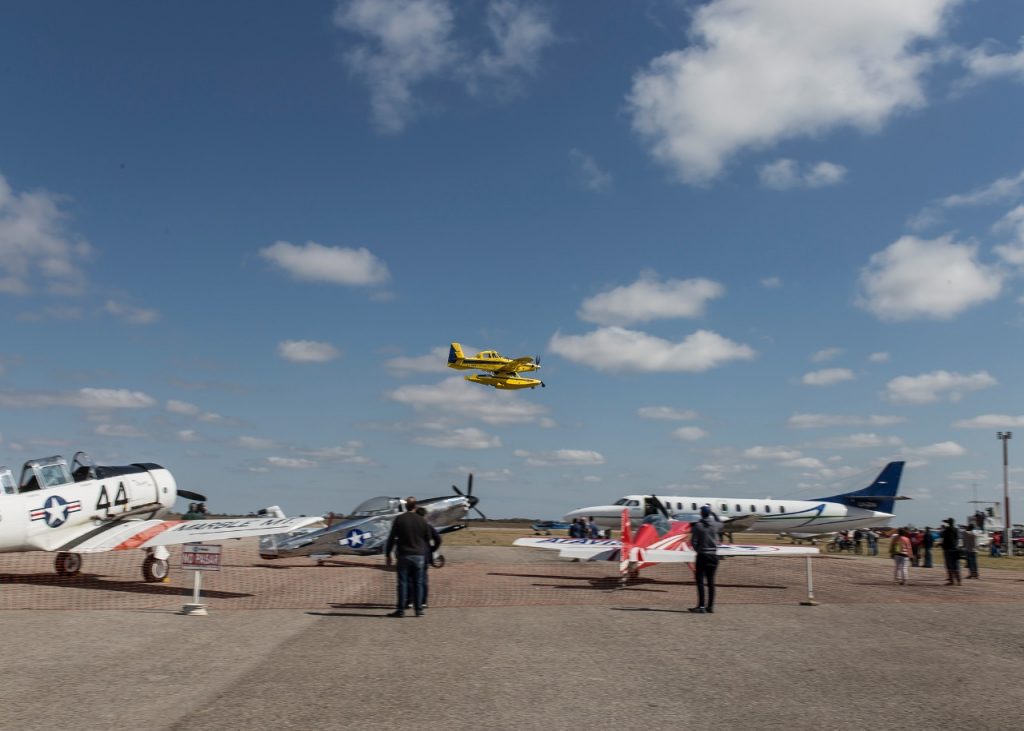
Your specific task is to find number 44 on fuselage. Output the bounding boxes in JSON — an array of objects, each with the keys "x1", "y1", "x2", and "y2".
[{"x1": 447, "y1": 342, "x2": 545, "y2": 390}]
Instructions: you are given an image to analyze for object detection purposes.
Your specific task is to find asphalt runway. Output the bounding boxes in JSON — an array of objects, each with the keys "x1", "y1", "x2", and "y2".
[{"x1": 2, "y1": 545, "x2": 1023, "y2": 730}]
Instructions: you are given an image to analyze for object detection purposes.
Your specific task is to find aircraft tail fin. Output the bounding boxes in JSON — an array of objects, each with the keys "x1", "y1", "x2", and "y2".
[
  {"x1": 620, "y1": 508, "x2": 632, "y2": 545},
  {"x1": 618, "y1": 508, "x2": 635, "y2": 575},
  {"x1": 448, "y1": 342, "x2": 465, "y2": 365},
  {"x1": 814, "y1": 461, "x2": 906, "y2": 514}
]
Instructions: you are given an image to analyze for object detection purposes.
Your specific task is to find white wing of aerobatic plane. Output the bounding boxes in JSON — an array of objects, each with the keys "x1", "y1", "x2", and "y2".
[
  {"x1": 61, "y1": 516, "x2": 322, "y2": 553},
  {"x1": 513, "y1": 536, "x2": 818, "y2": 565}
]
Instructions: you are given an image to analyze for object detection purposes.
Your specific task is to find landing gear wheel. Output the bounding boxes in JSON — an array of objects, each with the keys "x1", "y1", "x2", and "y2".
[
  {"x1": 431, "y1": 554, "x2": 446, "y2": 569},
  {"x1": 142, "y1": 555, "x2": 170, "y2": 582},
  {"x1": 55, "y1": 552, "x2": 82, "y2": 576}
]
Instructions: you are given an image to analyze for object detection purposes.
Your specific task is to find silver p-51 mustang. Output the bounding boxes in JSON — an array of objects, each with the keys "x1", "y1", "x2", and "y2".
[{"x1": 258, "y1": 474, "x2": 484, "y2": 566}]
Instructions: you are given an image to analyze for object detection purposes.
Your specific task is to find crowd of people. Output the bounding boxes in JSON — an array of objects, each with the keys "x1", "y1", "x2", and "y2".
[
  {"x1": 888, "y1": 518, "x2": 985, "y2": 586},
  {"x1": 568, "y1": 516, "x2": 604, "y2": 539}
]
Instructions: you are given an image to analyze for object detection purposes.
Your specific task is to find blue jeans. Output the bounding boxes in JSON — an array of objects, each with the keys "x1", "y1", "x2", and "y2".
[
  {"x1": 965, "y1": 551, "x2": 979, "y2": 577},
  {"x1": 694, "y1": 553, "x2": 719, "y2": 609},
  {"x1": 396, "y1": 554, "x2": 426, "y2": 613}
]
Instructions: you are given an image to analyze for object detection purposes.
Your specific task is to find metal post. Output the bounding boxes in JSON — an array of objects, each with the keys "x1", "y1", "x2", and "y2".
[
  {"x1": 193, "y1": 569, "x2": 202, "y2": 605},
  {"x1": 800, "y1": 555, "x2": 818, "y2": 606},
  {"x1": 998, "y1": 432, "x2": 1012, "y2": 557}
]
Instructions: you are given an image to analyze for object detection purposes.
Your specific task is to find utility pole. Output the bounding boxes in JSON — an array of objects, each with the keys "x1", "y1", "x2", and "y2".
[{"x1": 997, "y1": 432, "x2": 1012, "y2": 557}]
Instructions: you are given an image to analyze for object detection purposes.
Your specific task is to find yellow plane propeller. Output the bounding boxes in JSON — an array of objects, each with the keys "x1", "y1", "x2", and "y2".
[{"x1": 447, "y1": 342, "x2": 545, "y2": 390}]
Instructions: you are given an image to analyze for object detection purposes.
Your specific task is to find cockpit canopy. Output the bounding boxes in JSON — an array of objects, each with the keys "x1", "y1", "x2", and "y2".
[
  {"x1": 349, "y1": 496, "x2": 403, "y2": 518},
  {"x1": 9, "y1": 451, "x2": 97, "y2": 494}
]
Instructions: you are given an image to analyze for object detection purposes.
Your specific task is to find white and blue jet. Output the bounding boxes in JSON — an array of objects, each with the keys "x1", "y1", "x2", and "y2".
[{"x1": 0, "y1": 451, "x2": 320, "y2": 582}]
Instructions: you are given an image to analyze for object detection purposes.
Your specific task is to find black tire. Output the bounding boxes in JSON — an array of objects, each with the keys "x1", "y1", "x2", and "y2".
[
  {"x1": 825, "y1": 542, "x2": 839, "y2": 553},
  {"x1": 55, "y1": 552, "x2": 82, "y2": 576},
  {"x1": 142, "y1": 555, "x2": 170, "y2": 582}
]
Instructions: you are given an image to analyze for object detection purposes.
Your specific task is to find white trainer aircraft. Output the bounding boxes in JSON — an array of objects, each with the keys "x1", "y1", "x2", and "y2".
[
  {"x1": 0, "y1": 451, "x2": 320, "y2": 581},
  {"x1": 564, "y1": 461, "x2": 906, "y2": 537}
]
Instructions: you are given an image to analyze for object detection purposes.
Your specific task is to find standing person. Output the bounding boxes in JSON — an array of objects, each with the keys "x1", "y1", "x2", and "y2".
[
  {"x1": 688, "y1": 505, "x2": 722, "y2": 614},
  {"x1": 408, "y1": 507, "x2": 442, "y2": 610},
  {"x1": 940, "y1": 517, "x2": 962, "y2": 586},
  {"x1": 889, "y1": 527, "x2": 912, "y2": 585},
  {"x1": 909, "y1": 529, "x2": 923, "y2": 567},
  {"x1": 867, "y1": 529, "x2": 879, "y2": 556},
  {"x1": 568, "y1": 519, "x2": 582, "y2": 539},
  {"x1": 384, "y1": 497, "x2": 432, "y2": 617},
  {"x1": 921, "y1": 526, "x2": 934, "y2": 568},
  {"x1": 963, "y1": 523, "x2": 980, "y2": 579},
  {"x1": 587, "y1": 516, "x2": 601, "y2": 539}
]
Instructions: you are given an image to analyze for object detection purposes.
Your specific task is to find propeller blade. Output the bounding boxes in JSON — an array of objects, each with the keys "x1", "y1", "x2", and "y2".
[
  {"x1": 472, "y1": 506, "x2": 488, "y2": 521},
  {"x1": 467, "y1": 473, "x2": 473, "y2": 497},
  {"x1": 178, "y1": 489, "x2": 208, "y2": 502}
]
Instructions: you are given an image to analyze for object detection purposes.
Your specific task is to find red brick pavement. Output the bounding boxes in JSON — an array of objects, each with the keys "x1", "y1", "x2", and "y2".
[{"x1": 1, "y1": 541, "x2": 1021, "y2": 611}]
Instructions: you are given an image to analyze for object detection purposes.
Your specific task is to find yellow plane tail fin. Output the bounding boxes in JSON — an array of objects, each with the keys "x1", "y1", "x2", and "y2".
[{"x1": 448, "y1": 342, "x2": 466, "y2": 365}]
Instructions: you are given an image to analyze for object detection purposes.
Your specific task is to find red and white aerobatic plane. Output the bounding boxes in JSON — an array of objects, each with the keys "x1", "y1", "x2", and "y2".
[
  {"x1": 514, "y1": 509, "x2": 818, "y2": 581},
  {"x1": 0, "y1": 451, "x2": 320, "y2": 582}
]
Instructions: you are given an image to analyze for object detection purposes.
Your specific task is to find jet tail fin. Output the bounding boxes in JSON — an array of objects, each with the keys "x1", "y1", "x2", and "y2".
[{"x1": 814, "y1": 461, "x2": 906, "y2": 514}]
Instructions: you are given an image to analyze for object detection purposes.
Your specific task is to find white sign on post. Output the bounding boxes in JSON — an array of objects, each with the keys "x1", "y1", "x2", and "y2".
[
  {"x1": 182, "y1": 543, "x2": 222, "y2": 571},
  {"x1": 180, "y1": 543, "x2": 221, "y2": 616}
]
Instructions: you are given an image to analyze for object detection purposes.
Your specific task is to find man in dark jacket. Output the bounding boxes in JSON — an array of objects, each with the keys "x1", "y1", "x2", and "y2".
[
  {"x1": 385, "y1": 497, "x2": 433, "y2": 617},
  {"x1": 940, "y1": 517, "x2": 962, "y2": 586},
  {"x1": 689, "y1": 505, "x2": 722, "y2": 614}
]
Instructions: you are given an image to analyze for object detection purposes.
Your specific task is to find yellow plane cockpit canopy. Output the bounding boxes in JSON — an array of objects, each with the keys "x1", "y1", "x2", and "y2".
[
  {"x1": 0, "y1": 467, "x2": 15, "y2": 495},
  {"x1": 20, "y1": 455, "x2": 73, "y2": 492}
]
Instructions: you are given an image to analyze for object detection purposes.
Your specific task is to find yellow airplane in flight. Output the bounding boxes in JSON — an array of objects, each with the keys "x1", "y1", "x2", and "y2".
[{"x1": 447, "y1": 343, "x2": 545, "y2": 390}]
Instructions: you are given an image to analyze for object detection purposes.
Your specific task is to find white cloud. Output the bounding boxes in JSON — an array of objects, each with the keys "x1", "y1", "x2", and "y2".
[
  {"x1": 466, "y1": 0, "x2": 557, "y2": 97},
  {"x1": 814, "y1": 433, "x2": 904, "y2": 449},
  {"x1": 856, "y1": 234, "x2": 1002, "y2": 321},
  {"x1": 760, "y1": 276, "x2": 782, "y2": 288},
  {"x1": 334, "y1": 0, "x2": 554, "y2": 133},
  {"x1": 579, "y1": 275, "x2": 724, "y2": 325},
  {"x1": 744, "y1": 446, "x2": 801, "y2": 461},
  {"x1": 166, "y1": 400, "x2": 201, "y2": 416},
  {"x1": 278, "y1": 340, "x2": 341, "y2": 363},
  {"x1": 993, "y1": 205, "x2": 1024, "y2": 267},
  {"x1": 95, "y1": 423, "x2": 148, "y2": 438},
  {"x1": 569, "y1": 148, "x2": 612, "y2": 192},
  {"x1": 177, "y1": 430, "x2": 201, "y2": 443},
  {"x1": 414, "y1": 426, "x2": 501, "y2": 449},
  {"x1": 236, "y1": 436, "x2": 278, "y2": 450},
  {"x1": 953, "y1": 414, "x2": 1024, "y2": 429},
  {"x1": 787, "y1": 413, "x2": 905, "y2": 429},
  {"x1": 388, "y1": 376, "x2": 547, "y2": 425},
  {"x1": 672, "y1": 426, "x2": 707, "y2": 442},
  {"x1": 0, "y1": 388, "x2": 156, "y2": 410},
  {"x1": 948, "y1": 469, "x2": 987, "y2": 481},
  {"x1": 783, "y1": 456, "x2": 825, "y2": 469},
  {"x1": 903, "y1": 441, "x2": 966, "y2": 458},
  {"x1": 266, "y1": 456, "x2": 318, "y2": 469},
  {"x1": 811, "y1": 347, "x2": 844, "y2": 363},
  {"x1": 759, "y1": 159, "x2": 847, "y2": 190},
  {"x1": 549, "y1": 326, "x2": 755, "y2": 373},
  {"x1": 260, "y1": 241, "x2": 390, "y2": 286},
  {"x1": 962, "y1": 38, "x2": 1024, "y2": 84},
  {"x1": 868, "y1": 352, "x2": 890, "y2": 363},
  {"x1": 334, "y1": 0, "x2": 458, "y2": 133},
  {"x1": 637, "y1": 406, "x2": 698, "y2": 421},
  {"x1": 801, "y1": 368, "x2": 855, "y2": 386},
  {"x1": 940, "y1": 169, "x2": 1024, "y2": 209},
  {"x1": 627, "y1": 0, "x2": 952, "y2": 183},
  {"x1": 300, "y1": 443, "x2": 371, "y2": 464},
  {"x1": 885, "y1": 370, "x2": 997, "y2": 404},
  {"x1": 514, "y1": 448, "x2": 605, "y2": 467},
  {"x1": 0, "y1": 172, "x2": 92, "y2": 295},
  {"x1": 104, "y1": 300, "x2": 159, "y2": 325},
  {"x1": 384, "y1": 346, "x2": 451, "y2": 374}
]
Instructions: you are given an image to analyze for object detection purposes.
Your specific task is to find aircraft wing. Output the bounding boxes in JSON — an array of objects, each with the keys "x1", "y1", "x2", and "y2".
[
  {"x1": 61, "y1": 516, "x2": 323, "y2": 553},
  {"x1": 717, "y1": 544, "x2": 819, "y2": 557},
  {"x1": 495, "y1": 357, "x2": 535, "y2": 376},
  {"x1": 514, "y1": 536, "x2": 621, "y2": 561}
]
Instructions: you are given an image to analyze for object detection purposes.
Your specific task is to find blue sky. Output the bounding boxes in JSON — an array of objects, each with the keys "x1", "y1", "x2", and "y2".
[{"x1": 2, "y1": 0, "x2": 1024, "y2": 526}]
